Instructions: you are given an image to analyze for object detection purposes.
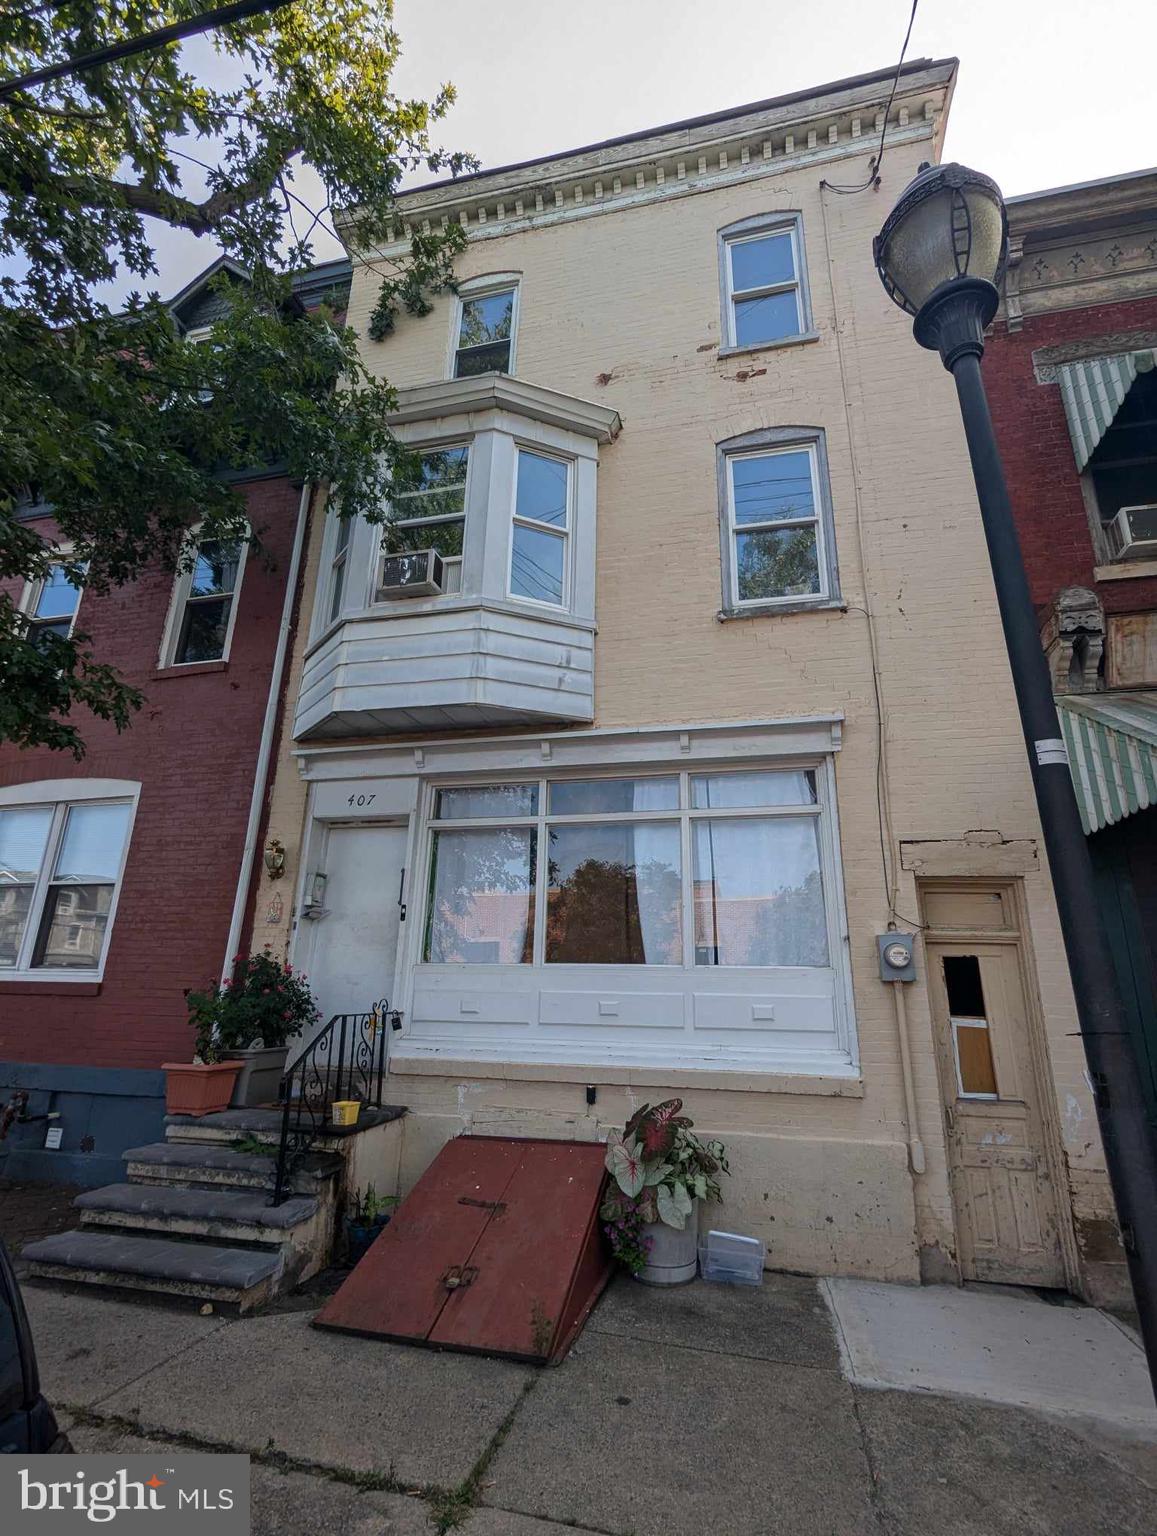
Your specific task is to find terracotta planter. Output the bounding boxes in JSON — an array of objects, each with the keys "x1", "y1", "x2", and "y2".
[{"x1": 163, "y1": 1060, "x2": 243, "y2": 1117}]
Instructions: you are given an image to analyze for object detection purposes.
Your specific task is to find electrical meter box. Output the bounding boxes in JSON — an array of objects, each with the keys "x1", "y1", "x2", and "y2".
[{"x1": 877, "y1": 932, "x2": 917, "y2": 982}]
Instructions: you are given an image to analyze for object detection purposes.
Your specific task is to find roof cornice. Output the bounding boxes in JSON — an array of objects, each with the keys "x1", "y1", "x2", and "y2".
[
  {"x1": 1007, "y1": 167, "x2": 1157, "y2": 241},
  {"x1": 342, "y1": 58, "x2": 956, "y2": 253},
  {"x1": 388, "y1": 373, "x2": 623, "y2": 443}
]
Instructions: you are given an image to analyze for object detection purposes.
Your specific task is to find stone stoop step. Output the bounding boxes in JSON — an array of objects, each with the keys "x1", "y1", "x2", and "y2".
[
  {"x1": 74, "y1": 1183, "x2": 319, "y2": 1243},
  {"x1": 123, "y1": 1140, "x2": 342, "y2": 1193},
  {"x1": 21, "y1": 1231, "x2": 282, "y2": 1313}
]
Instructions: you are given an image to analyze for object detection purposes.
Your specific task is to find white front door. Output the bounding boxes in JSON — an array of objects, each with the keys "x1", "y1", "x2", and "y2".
[{"x1": 306, "y1": 822, "x2": 407, "y2": 1022}]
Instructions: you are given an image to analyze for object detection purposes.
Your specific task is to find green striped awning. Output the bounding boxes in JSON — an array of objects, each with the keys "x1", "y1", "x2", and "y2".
[
  {"x1": 1057, "y1": 350, "x2": 1156, "y2": 471},
  {"x1": 1057, "y1": 693, "x2": 1157, "y2": 834}
]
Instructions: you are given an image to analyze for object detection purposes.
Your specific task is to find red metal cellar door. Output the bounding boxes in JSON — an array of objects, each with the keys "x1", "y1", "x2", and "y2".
[{"x1": 313, "y1": 1136, "x2": 612, "y2": 1364}]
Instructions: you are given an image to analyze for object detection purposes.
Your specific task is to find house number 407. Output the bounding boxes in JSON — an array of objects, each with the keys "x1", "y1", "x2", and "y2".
[{"x1": 347, "y1": 793, "x2": 376, "y2": 807}]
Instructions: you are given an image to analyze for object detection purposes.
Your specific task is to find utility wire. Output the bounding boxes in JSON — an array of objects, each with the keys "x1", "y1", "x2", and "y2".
[
  {"x1": 0, "y1": 0, "x2": 297, "y2": 101},
  {"x1": 821, "y1": 0, "x2": 920, "y2": 196}
]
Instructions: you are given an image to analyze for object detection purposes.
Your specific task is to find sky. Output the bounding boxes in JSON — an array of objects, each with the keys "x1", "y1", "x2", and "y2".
[{"x1": 98, "y1": 0, "x2": 1157, "y2": 301}]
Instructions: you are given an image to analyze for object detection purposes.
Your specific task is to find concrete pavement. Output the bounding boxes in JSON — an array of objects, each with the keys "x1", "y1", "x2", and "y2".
[{"x1": 23, "y1": 1273, "x2": 1157, "y2": 1535}]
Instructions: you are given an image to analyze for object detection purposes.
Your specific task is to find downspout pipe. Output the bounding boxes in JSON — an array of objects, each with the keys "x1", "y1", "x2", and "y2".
[{"x1": 220, "y1": 479, "x2": 314, "y2": 980}]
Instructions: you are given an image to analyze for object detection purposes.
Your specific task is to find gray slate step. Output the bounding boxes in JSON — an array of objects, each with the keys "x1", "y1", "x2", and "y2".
[
  {"x1": 123, "y1": 1141, "x2": 341, "y2": 1190},
  {"x1": 75, "y1": 1183, "x2": 318, "y2": 1231},
  {"x1": 23, "y1": 1230, "x2": 280, "y2": 1310}
]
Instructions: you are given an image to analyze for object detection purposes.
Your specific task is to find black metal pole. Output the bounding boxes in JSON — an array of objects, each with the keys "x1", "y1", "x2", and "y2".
[{"x1": 950, "y1": 345, "x2": 1157, "y2": 1397}]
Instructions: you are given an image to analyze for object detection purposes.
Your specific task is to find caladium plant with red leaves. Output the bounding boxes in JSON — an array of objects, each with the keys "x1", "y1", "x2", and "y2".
[{"x1": 600, "y1": 1104, "x2": 730, "y2": 1274}]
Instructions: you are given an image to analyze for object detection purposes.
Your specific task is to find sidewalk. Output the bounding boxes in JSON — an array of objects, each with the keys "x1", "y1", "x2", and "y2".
[{"x1": 22, "y1": 1271, "x2": 1157, "y2": 1535}]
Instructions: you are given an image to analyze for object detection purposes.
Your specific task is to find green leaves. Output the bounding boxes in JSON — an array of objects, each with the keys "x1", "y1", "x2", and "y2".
[{"x1": 1, "y1": 1, "x2": 473, "y2": 753}]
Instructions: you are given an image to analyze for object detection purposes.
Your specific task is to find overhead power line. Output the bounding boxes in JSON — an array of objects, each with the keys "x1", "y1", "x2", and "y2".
[{"x1": 0, "y1": 0, "x2": 297, "y2": 102}]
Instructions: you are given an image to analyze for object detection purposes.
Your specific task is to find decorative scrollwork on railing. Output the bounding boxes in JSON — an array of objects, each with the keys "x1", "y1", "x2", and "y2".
[{"x1": 270, "y1": 999, "x2": 400, "y2": 1206}]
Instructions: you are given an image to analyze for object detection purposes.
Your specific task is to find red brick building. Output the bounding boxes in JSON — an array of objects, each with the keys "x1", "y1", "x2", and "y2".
[
  {"x1": 983, "y1": 168, "x2": 1157, "y2": 1123},
  {"x1": 0, "y1": 258, "x2": 349, "y2": 1183}
]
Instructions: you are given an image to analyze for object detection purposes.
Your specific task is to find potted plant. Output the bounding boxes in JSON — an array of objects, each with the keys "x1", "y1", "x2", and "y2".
[
  {"x1": 600, "y1": 1100, "x2": 729, "y2": 1285},
  {"x1": 345, "y1": 1184, "x2": 398, "y2": 1266},
  {"x1": 162, "y1": 1025, "x2": 243, "y2": 1119},
  {"x1": 181, "y1": 950, "x2": 321, "y2": 1110}
]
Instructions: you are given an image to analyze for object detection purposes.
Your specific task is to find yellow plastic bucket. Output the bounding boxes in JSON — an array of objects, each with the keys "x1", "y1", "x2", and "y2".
[{"x1": 330, "y1": 1099, "x2": 361, "y2": 1128}]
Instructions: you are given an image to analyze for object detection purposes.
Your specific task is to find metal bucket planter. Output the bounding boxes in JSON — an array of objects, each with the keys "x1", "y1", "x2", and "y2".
[
  {"x1": 223, "y1": 1046, "x2": 290, "y2": 1108},
  {"x1": 636, "y1": 1200, "x2": 699, "y2": 1286}
]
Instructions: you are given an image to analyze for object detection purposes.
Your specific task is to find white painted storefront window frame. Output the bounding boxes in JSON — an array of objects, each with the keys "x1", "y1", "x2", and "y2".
[{"x1": 292, "y1": 716, "x2": 857, "y2": 1077}]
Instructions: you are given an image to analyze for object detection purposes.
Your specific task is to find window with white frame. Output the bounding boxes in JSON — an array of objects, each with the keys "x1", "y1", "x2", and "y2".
[
  {"x1": 22, "y1": 562, "x2": 86, "y2": 648},
  {"x1": 422, "y1": 768, "x2": 830, "y2": 969},
  {"x1": 385, "y1": 445, "x2": 469, "y2": 595},
  {"x1": 453, "y1": 283, "x2": 518, "y2": 377},
  {"x1": 327, "y1": 515, "x2": 354, "y2": 624},
  {"x1": 721, "y1": 216, "x2": 808, "y2": 349},
  {"x1": 510, "y1": 448, "x2": 569, "y2": 606},
  {"x1": 720, "y1": 431, "x2": 838, "y2": 611},
  {"x1": 163, "y1": 533, "x2": 246, "y2": 666},
  {"x1": 0, "y1": 796, "x2": 134, "y2": 973}
]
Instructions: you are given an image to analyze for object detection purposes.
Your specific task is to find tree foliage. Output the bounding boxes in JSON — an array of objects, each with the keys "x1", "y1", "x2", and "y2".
[{"x1": 0, "y1": 0, "x2": 471, "y2": 756}]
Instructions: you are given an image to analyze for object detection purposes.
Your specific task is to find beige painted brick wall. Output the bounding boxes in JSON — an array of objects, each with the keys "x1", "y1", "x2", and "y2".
[{"x1": 252, "y1": 127, "x2": 1113, "y2": 1289}]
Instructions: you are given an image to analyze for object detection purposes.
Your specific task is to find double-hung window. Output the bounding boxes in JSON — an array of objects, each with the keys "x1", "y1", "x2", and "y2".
[
  {"x1": 23, "y1": 563, "x2": 85, "y2": 648},
  {"x1": 422, "y1": 767, "x2": 830, "y2": 970},
  {"x1": 454, "y1": 284, "x2": 517, "y2": 377},
  {"x1": 327, "y1": 516, "x2": 354, "y2": 623},
  {"x1": 386, "y1": 446, "x2": 469, "y2": 595},
  {"x1": 165, "y1": 534, "x2": 246, "y2": 665},
  {"x1": 722, "y1": 434, "x2": 837, "y2": 610},
  {"x1": 722, "y1": 217, "x2": 807, "y2": 348},
  {"x1": 0, "y1": 797, "x2": 134, "y2": 973},
  {"x1": 510, "y1": 449, "x2": 569, "y2": 606}
]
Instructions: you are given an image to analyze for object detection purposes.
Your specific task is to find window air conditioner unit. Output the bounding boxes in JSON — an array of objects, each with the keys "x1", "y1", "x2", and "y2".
[
  {"x1": 1109, "y1": 504, "x2": 1157, "y2": 560},
  {"x1": 377, "y1": 548, "x2": 445, "y2": 599}
]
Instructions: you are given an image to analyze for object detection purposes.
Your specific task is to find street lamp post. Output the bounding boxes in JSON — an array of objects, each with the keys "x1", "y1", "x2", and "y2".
[{"x1": 875, "y1": 162, "x2": 1157, "y2": 1397}]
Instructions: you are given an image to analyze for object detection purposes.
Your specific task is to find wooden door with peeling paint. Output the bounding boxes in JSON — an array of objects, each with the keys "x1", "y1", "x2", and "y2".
[{"x1": 924, "y1": 897, "x2": 1065, "y2": 1288}]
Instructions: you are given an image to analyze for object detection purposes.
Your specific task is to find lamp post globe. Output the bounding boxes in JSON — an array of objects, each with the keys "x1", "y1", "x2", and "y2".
[
  {"x1": 873, "y1": 161, "x2": 1009, "y2": 368},
  {"x1": 874, "y1": 161, "x2": 1157, "y2": 1401}
]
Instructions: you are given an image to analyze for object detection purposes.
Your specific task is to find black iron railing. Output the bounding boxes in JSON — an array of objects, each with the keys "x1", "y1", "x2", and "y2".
[{"x1": 270, "y1": 999, "x2": 398, "y2": 1206}]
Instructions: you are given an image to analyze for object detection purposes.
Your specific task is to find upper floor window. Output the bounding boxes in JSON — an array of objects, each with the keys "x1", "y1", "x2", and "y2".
[
  {"x1": 510, "y1": 449, "x2": 570, "y2": 606},
  {"x1": 163, "y1": 532, "x2": 246, "y2": 666},
  {"x1": 385, "y1": 446, "x2": 470, "y2": 595},
  {"x1": 718, "y1": 429, "x2": 839, "y2": 614},
  {"x1": 453, "y1": 280, "x2": 518, "y2": 377},
  {"x1": 1088, "y1": 366, "x2": 1157, "y2": 556},
  {"x1": 0, "y1": 792, "x2": 135, "y2": 975},
  {"x1": 327, "y1": 516, "x2": 353, "y2": 625},
  {"x1": 22, "y1": 562, "x2": 85, "y2": 648},
  {"x1": 720, "y1": 215, "x2": 809, "y2": 350}
]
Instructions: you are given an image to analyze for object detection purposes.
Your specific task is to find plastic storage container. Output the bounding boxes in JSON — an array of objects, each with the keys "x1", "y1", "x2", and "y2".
[{"x1": 698, "y1": 1229, "x2": 765, "y2": 1286}]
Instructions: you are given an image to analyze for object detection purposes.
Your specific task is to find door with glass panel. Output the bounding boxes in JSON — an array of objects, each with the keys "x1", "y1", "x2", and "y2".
[{"x1": 923, "y1": 894, "x2": 1065, "y2": 1287}]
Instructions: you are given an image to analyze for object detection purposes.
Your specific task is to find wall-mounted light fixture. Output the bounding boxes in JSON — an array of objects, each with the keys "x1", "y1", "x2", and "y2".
[{"x1": 263, "y1": 837, "x2": 287, "y2": 879}]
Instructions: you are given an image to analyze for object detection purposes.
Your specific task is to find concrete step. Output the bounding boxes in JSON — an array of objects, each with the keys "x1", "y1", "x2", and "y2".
[
  {"x1": 22, "y1": 1230, "x2": 282, "y2": 1313},
  {"x1": 165, "y1": 1104, "x2": 406, "y2": 1149},
  {"x1": 75, "y1": 1184, "x2": 319, "y2": 1246},
  {"x1": 123, "y1": 1141, "x2": 341, "y2": 1193}
]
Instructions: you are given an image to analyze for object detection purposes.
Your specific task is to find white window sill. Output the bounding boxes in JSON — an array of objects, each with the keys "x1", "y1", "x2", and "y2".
[
  {"x1": 0, "y1": 971, "x2": 104, "y2": 986},
  {"x1": 1094, "y1": 558, "x2": 1157, "y2": 582},
  {"x1": 388, "y1": 1047, "x2": 863, "y2": 1096},
  {"x1": 717, "y1": 330, "x2": 821, "y2": 362},
  {"x1": 717, "y1": 597, "x2": 845, "y2": 621}
]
